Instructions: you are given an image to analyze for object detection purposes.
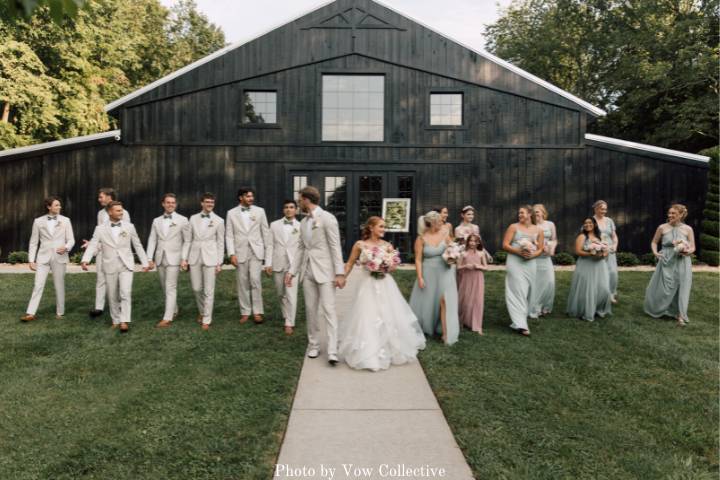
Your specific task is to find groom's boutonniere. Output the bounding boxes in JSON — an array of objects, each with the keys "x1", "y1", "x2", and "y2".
[
  {"x1": 312, "y1": 220, "x2": 321, "y2": 230},
  {"x1": 292, "y1": 228, "x2": 299, "y2": 235},
  {"x1": 250, "y1": 215, "x2": 256, "y2": 222},
  {"x1": 170, "y1": 222, "x2": 177, "y2": 228},
  {"x1": 208, "y1": 220, "x2": 215, "y2": 227},
  {"x1": 120, "y1": 231, "x2": 128, "y2": 238}
]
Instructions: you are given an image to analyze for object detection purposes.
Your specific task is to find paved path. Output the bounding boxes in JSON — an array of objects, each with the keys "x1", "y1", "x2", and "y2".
[{"x1": 273, "y1": 271, "x2": 474, "y2": 480}]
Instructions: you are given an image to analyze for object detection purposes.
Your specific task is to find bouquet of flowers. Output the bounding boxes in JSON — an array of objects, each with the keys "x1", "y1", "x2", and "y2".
[
  {"x1": 517, "y1": 238, "x2": 537, "y2": 254},
  {"x1": 543, "y1": 240, "x2": 557, "y2": 256},
  {"x1": 673, "y1": 239, "x2": 691, "y2": 254},
  {"x1": 360, "y1": 244, "x2": 401, "y2": 279},
  {"x1": 442, "y1": 241, "x2": 463, "y2": 265},
  {"x1": 585, "y1": 241, "x2": 609, "y2": 256}
]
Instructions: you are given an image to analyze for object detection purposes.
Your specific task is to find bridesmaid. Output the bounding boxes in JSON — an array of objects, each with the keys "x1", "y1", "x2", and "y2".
[
  {"x1": 409, "y1": 211, "x2": 460, "y2": 345},
  {"x1": 643, "y1": 204, "x2": 695, "y2": 326},
  {"x1": 593, "y1": 200, "x2": 619, "y2": 303},
  {"x1": 434, "y1": 205, "x2": 453, "y2": 238},
  {"x1": 566, "y1": 218, "x2": 612, "y2": 321},
  {"x1": 502, "y1": 205, "x2": 544, "y2": 336},
  {"x1": 530, "y1": 204, "x2": 557, "y2": 318},
  {"x1": 454, "y1": 205, "x2": 480, "y2": 243},
  {"x1": 457, "y1": 234, "x2": 487, "y2": 335}
]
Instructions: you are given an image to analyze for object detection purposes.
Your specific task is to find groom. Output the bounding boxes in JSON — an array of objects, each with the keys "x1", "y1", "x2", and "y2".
[{"x1": 286, "y1": 186, "x2": 346, "y2": 365}]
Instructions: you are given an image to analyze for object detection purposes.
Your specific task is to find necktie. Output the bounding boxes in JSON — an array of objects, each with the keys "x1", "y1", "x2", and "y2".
[
  {"x1": 241, "y1": 207, "x2": 250, "y2": 212},
  {"x1": 47, "y1": 216, "x2": 57, "y2": 221},
  {"x1": 201, "y1": 214, "x2": 210, "y2": 219},
  {"x1": 164, "y1": 214, "x2": 172, "y2": 219},
  {"x1": 111, "y1": 223, "x2": 121, "y2": 228}
]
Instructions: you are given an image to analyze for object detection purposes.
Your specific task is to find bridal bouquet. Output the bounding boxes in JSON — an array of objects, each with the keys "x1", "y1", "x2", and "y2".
[
  {"x1": 442, "y1": 241, "x2": 463, "y2": 265},
  {"x1": 673, "y1": 239, "x2": 691, "y2": 254},
  {"x1": 360, "y1": 244, "x2": 401, "y2": 279},
  {"x1": 585, "y1": 241, "x2": 609, "y2": 256},
  {"x1": 517, "y1": 238, "x2": 537, "y2": 254}
]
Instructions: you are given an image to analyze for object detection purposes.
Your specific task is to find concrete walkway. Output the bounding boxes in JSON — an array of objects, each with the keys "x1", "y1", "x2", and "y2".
[{"x1": 273, "y1": 272, "x2": 474, "y2": 480}]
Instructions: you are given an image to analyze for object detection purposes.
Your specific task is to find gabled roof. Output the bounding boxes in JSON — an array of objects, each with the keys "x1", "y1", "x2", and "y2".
[
  {"x1": 104, "y1": 0, "x2": 606, "y2": 116},
  {"x1": 0, "y1": 130, "x2": 121, "y2": 160},
  {"x1": 585, "y1": 133, "x2": 710, "y2": 165}
]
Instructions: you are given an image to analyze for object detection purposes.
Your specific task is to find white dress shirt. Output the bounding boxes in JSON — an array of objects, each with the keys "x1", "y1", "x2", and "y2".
[
  {"x1": 110, "y1": 222, "x2": 123, "y2": 241},
  {"x1": 162, "y1": 213, "x2": 173, "y2": 236},
  {"x1": 46, "y1": 216, "x2": 58, "y2": 236},
  {"x1": 239, "y1": 206, "x2": 252, "y2": 230},
  {"x1": 302, "y1": 206, "x2": 323, "y2": 245}
]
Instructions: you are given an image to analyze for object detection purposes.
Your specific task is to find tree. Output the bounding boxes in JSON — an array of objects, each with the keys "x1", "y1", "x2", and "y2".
[
  {"x1": 700, "y1": 146, "x2": 719, "y2": 266},
  {"x1": 4, "y1": 0, "x2": 85, "y2": 23},
  {"x1": 485, "y1": 0, "x2": 719, "y2": 153}
]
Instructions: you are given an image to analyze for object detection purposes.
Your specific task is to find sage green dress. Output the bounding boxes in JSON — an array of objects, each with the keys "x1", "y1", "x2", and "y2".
[
  {"x1": 505, "y1": 230, "x2": 538, "y2": 331},
  {"x1": 409, "y1": 240, "x2": 460, "y2": 345},
  {"x1": 530, "y1": 221, "x2": 555, "y2": 318},
  {"x1": 643, "y1": 225, "x2": 693, "y2": 322},
  {"x1": 566, "y1": 237, "x2": 612, "y2": 321},
  {"x1": 597, "y1": 216, "x2": 618, "y2": 296}
]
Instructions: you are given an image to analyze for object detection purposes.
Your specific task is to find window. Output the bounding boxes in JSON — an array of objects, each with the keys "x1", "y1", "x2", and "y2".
[
  {"x1": 430, "y1": 93, "x2": 463, "y2": 126},
  {"x1": 292, "y1": 176, "x2": 307, "y2": 199},
  {"x1": 322, "y1": 75, "x2": 384, "y2": 141},
  {"x1": 323, "y1": 176, "x2": 348, "y2": 249},
  {"x1": 243, "y1": 91, "x2": 277, "y2": 124}
]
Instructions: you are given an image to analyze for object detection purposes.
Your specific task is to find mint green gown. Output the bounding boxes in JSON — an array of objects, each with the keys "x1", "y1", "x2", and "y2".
[
  {"x1": 505, "y1": 230, "x2": 538, "y2": 331},
  {"x1": 643, "y1": 225, "x2": 693, "y2": 321},
  {"x1": 530, "y1": 221, "x2": 555, "y2": 317},
  {"x1": 409, "y1": 240, "x2": 460, "y2": 345},
  {"x1": 566, "y1": 237, "x2": 612, "y2": 321},
  {"x1": 597, "y1": 217, "x2": 618, "y2": 296}
]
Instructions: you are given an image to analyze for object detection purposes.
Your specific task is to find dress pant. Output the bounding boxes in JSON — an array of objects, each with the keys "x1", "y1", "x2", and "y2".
[
  {"x1": 94, "y1": 253, "x2": 106, "y2": 311},
  {"x1": 302, "y1": 267, "x2": 338, "y2": 355},
  {"x1": 236, "y1": 253, "x2": 264, "y2": 315},
  {"x1": 190, "y1": 263, "x2": 216, "y2": 325},
  {"x1": 157, "y1": 257, "x2": 180, "y2": 321},
  {"x1": 273, "y1": 271, "x2": 298, "y2": 327},
  {"x1": 106, "y1": 270, "x2": 133, "y2": 324},
  {"x1": 26, "y1": 258, "x2": 66, "y2": 315}
]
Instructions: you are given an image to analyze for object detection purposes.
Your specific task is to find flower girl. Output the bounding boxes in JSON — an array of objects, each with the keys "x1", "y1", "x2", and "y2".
[
  {"x1": 338, "y1": 217, "x2": 426, "y2": 371},
  {"x1": 457, "y1": 234, "x2": 487, "y2": 334}
]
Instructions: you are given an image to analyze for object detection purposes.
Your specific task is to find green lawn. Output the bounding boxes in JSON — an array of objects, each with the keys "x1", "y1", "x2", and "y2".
[
  {"x1": 394, "y1": 271, "x2": 719, "y2": 480},
  {"x1": 0, "y1": 271, "x2": 306, "y2": 480},
  {"x1": 1, "y1": 270, "x2": 717, "y2": 479}
]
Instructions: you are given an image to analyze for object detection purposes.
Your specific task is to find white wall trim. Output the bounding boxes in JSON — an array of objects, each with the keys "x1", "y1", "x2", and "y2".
[
  {"x1": 585, "y1": 133, "x2": 710, "y2": 163},
  {"x1": 0, "y1": 130, "x2": 121, "y2": 158}
]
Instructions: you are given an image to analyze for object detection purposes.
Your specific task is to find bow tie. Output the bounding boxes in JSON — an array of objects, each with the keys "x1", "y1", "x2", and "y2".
[
  {"x1": 284, "y1": 219, "x2": 294, "y2": 225},
  {"x1": 201, "y1": 214, "x2": 211, "y2": 218},
  {"x1": 241, "y1": 207, "x2": 251, "y2": 212},
  {"x1": 163, "y1": 214, "x2": 173, "y2": 219},
  {"x1": 47, "y1": 216, "x2": 57, "y2": 221},
  {"x1": 111, "y1": 222, "x2": 122, "y2": 228}
]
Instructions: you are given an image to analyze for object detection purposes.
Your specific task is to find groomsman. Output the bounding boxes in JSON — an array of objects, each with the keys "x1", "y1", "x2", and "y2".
[
  {"x1": 182, "y1": 193, "x2": 224, "y2": 331},
  {"x1": 226, "y1": 187, "x2": 271, "y2": 324},
  {"x1": 81, "y1": 201, "x2": 149, "y2": 332},
  {"x1": 268, "y1": 200, "x2": 302, "y2": 335},
  {"x1": 85, "y1": 188, "x2": 131, "y2": 318},
  {"x1": 21, "y1": 196, "x2": 75, "y2": 322},
  {"x1": 146, "y1": 193, "x2": 190, "y2": 328}
]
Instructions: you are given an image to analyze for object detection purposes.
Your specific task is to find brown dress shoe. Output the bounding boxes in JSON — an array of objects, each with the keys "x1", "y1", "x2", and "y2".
[
  {"x1": 119, "y1": 323, "x2": 129, "y2": 333},
  {"x1": 156, "y1": 320, "x2": 172, "y2": 328},
  {"x1": 284, "y1": 326, "x2": 294, "y2": 336},
  {"x1": 240, "y1": 315, "x2": 250, "y2": 324},
  {"x1": 196, "y1": 314, "x2": 203, "y2": 324},
  {"x1": 20, "y1": 314, "x2": 37, "y2": 322},
  {"x1": 201, "y1": 323, "x2": 210, "y2": 331},
  {"x1": 253, "y1": 314, "x2": 264, "y2": 324}
]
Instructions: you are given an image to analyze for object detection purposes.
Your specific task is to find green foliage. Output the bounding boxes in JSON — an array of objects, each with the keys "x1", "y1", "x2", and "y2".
[
  {"x1": 0, "y1": 0, "x2": 225, "y2": 149},
  {"x1": 486, "y1": 1, "x2": 718, "y2": 153},
  {"x1": 615, "y1": 251, "x2": 640, "y2": 267},
  {"x1": 700, "y1": 146, "x2": 719, "y2": 266},
  {"x1": 493, "y1": 251, "x2": 507, "y2": 265},
  {"x1": 7, "y1": 251, "x2": 29, "y2": 264},
  {"x1": 552, "y1": 251, "x2": 576, "y2": 265},
  {"x1": 702, "y1": 250, "x2": 719, "y2": 267},
  {"x1": 640, "y1": 252, "x2": 658, "y2": 266},
  {"x1": 3, "y1": 0, "x2": 85, "y2": 23},
  {"x1": 700, "y1": 233, "x2": 719, "y2": 252}
]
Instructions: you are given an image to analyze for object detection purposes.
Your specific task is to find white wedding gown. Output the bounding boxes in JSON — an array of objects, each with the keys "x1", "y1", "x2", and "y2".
[{"x1": 338, "y1": 268, "x2": 426, "y2": 371}]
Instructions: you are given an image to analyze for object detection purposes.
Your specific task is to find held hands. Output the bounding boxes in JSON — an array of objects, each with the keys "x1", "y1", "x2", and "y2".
[
  {"x1": 264, "y1": 266, "x2": 273, "y2": 277},
  {"x1": 180, "y1": 260, "x2": 189, "y2": 271},
  {"x1": 81, "y1": 239, "x2": 89, "y2": 250},
  {"x1": 334, "y1": 275, "x2": 346, "y2": 289},
  {"x1": 230, "y1": 255, "x2": 239, "y2": 267},
  {"x1": 215, "y1": 265, "x2": 222, "y2": 274},
  {"x1": 81, "y1": 262, "x2": 89, "y2": 271},
  {"x1": 148, "y1": 261, "x2": 156, "y2": 271},
  {"x1": 29, "y1": 262, "x2": 37, "y2": 271}
]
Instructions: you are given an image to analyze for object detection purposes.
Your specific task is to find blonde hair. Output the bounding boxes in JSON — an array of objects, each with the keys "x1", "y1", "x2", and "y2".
[
  {"x1": 670, "y1": 204, "x2": 688, "y2": 221},
  {"x1": 593, "y1": 200, "x2": 608, "y2": 210},
  {"x1": 418, "y1": 211, "x2": 442, "y2": 235},
  {"x1": 533, "y1": 204, "x2": 549, "y2": 221}
]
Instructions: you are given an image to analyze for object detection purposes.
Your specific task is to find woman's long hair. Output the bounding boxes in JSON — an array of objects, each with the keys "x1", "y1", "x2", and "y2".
[
  {"x1": 466, "y1": 233, "x2": 484, "y2": 251},
  {"x1": 361, "y1": 216, "x2": 383, "y2": 240},
  {"x1": 580, "y1": 217, "x2": 601, "y2": 239}
]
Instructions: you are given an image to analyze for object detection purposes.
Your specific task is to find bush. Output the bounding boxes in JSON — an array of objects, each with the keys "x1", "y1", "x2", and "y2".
[
  {"x1": 640, "y1": 253, "x2": 658, "y2": 266},
  {"x1": 701, "y1": 251, "x2": 719, "y2": 267},
  {"x1": 616, "y1": 251, "x2": 640, "y2": 266},
  {"x1": 493, "y1": 251, "x2": 507, "y2": 265},
  {"x1": 8, "y1": 251, "x2": 29, "y2": 264},
  {"x1": 553, "y1": 252, "x2": 576, "y2": 265},
  {"x1": 702, "y1": 219, "x2": 719, "y2": 236},
  {"x1": 700, "y1": 233, "x2": 719, "y2": 251},
  {"x1": 700, "y1": 146, "x2": 719, "y2": 266}
]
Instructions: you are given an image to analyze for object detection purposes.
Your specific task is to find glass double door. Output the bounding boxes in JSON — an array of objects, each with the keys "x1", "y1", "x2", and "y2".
[{"x1": 290, "y1": 171, "x2": 415, "y2": 259}]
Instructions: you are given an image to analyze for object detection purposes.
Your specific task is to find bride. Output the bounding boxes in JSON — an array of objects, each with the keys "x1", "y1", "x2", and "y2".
[{"x1": 338, "y1": 216, "x2": 426, "y2": 371}]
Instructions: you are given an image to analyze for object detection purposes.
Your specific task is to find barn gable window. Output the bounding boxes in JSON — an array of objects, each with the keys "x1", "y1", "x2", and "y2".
[
  {"x1": 430, "y1": 93, "x2": 463, "y2": 126},
  {"x1": 322, "y1": 75, "x2": 384, "y2": 142},
  {"x1": 243, "y1": 91, "x2": 277, "y2": 124}
]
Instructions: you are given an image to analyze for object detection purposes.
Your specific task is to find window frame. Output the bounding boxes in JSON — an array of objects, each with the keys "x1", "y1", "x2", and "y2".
[
  {"x1": 239, "y1": 88, "x2": 281, "y2": 129},
  {"x1": 425, "y1": 88, "x2": 469, "y2": 131}
]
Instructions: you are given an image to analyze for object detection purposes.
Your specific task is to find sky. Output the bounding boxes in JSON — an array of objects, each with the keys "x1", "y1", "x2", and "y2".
[{"x1": 158, "y1": 0, "x2": 513, "y2": 52}]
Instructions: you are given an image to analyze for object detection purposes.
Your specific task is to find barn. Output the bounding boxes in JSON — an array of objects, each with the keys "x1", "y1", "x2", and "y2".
[{"x1": 0, "y1": 0, "x2": 710, "y2": 260}]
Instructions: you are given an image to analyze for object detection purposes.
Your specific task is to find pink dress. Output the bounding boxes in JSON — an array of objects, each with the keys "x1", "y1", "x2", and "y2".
[{"x1": 457, "y1": 250, "x2": 485, "y2": 332}]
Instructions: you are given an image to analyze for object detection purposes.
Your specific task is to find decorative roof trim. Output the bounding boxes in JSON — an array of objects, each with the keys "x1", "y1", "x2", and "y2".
[
  {"x1": 0, "y1": 130, "x2": 121, "y2": 158},
  {"x1": 585, "y1": 133, "x2": 710, "y2": 163},
  {"x1": 104, "y1": 0, "x2": 606, "y2": 117}
]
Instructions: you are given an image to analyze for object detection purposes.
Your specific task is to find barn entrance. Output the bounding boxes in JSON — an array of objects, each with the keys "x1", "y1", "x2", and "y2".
[{"x1": 289, "y1": 171, "x2": 416, "y2": 260}]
